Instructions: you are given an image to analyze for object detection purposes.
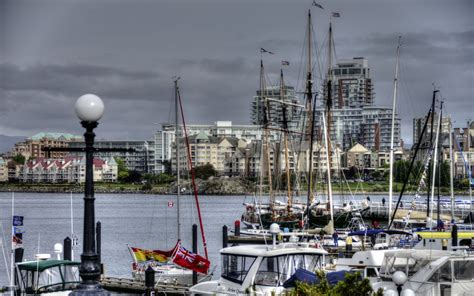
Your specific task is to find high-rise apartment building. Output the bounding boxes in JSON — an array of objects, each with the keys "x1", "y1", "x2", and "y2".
[
  {"x1": 251, "y1": 85, "x2": 301, "y2": 128},
  {"x1": 323, "y1": 57, "x2": 374, "y2": 109},
  {"x1": 314, "y1": 57, "x2": 400, "y2": 151}
]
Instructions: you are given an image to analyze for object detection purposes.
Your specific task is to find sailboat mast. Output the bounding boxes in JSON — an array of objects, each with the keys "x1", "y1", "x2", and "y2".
[
  {"x1": 281, "y1": 70, "x2": 292, "y2": 211},
  {"x1": 388, "y1": 37, "x2": 401, "y2": 227},
  {"x1": 174, "y1": 78, "x2": 181, "y2": 240},
  {"x1": 429, "y1": 105, "x2": 442, "y2": 231},
  {"x1": 437, "y1": 102, "x2": 443, "y2": 224},
  {"x1": 427, "y1": 89, "x2": 439, "y2": 216},
  {"x1": 305, "y1": 9, "x2": 315, "y2": 207},
  {"x1": 10, "y1": 192, "x2": 14, "y2": 296},
  {"x1": 326, "y1": 22, "x2": 333, "y2": 172},
  {"x1": 260, "y1": 60, "x2": 274, "y2": 211},
  {"x1": 322, "y1": 112, "x2": 334, "y2": 230},
  {"x1": 449, "y1": 116, "x2": 455, "y2": 221},
  {"x1": 469, "y1": 120, "x2": 473, "y2": 218}
]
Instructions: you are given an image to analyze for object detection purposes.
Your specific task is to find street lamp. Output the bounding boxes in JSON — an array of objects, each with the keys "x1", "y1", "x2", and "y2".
[{"x1": 71, "y1": 94, "x2": 109, "y2": 295}]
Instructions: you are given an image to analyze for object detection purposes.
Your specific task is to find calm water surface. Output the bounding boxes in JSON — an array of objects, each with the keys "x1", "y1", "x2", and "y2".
[{"x1": 0, "y1": 191, "x2": 462, "y2": 285}]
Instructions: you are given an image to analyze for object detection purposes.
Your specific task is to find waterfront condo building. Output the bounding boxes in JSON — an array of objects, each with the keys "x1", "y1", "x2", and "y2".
[
  {"x1": 251, "y1": 85, "x2": 301, "y2": 129},
  {"x1": 314, "y1": 57, "x2": 400, "y2": 151},
  {"x1": 69, "y1": 140, "x2": 154, "y2": 173},
  {"x1": 17, "y1": 156, "x2": 117, "y2": 183},
  {"x1": 8, "y1": 132, "x2": 82, "y2": 159}
]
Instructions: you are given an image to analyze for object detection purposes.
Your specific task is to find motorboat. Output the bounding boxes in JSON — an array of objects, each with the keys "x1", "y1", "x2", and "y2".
[
  {"x1": 372, "y1": 249, "x2": 474, "y2": 295},
  {"x1": 15, "y1": 256, "x2": 80, "y2": 295},
  {"x1": 189, "y1": 241, "x2": 327, "y2": 295}
]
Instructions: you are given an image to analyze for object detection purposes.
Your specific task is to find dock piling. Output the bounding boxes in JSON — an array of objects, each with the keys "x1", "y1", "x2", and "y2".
[{"x1": 64, "y1": 237, "x2": 72, "y2": 261}]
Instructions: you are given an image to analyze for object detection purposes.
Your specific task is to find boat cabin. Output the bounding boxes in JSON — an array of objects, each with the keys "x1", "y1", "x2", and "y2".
[
  {"x1": 373, "y1": 250, "x2": 474, "y2": 295},
  {"x1": 15, "y1": 260, "x2": 80, "y2": 295},
  {"x1": 190, "y1": 243, "x2": 327, "y2": 295}
]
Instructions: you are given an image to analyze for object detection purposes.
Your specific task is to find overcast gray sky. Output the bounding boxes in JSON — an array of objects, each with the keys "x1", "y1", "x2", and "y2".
[{"x1": 1, "y1": 0, "x2": 472, "y2": 144}]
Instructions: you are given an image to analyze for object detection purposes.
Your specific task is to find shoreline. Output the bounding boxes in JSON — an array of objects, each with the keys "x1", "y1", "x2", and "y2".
[{"x1": 0, "y1": 184, "x2": 471, "y2": 196}]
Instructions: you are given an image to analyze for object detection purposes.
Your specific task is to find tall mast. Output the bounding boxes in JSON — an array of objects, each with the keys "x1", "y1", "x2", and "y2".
[
  {"x1": 280, "y1": 70, "x2": 292, "y2": 212},
  {"x1": 427, "y1": 89, "x2": 439, "y2": 216},
  {"x1": 429, "y1": 105, "x2": 442, "y2": 230},
  {"x1": 326, "y1": 21, "x2": 333, "y2": 166},
  {"x1": 437, "y1": 101, "x2": 443, "y2": 224},
  {"x1": 260, "y1": 60, "x2": 274, "y2": 211},
  {"x1": 305, "y1": 9, "x2": 314, "y2": 206},
  {"x1": 325, "y1": 21, "x2": 334, "y2": 211},
  {"x1": 449, "y1": 115, "x2": 455, "y2": 221},
  {"x1": 388, "y1": 37, "x2": 401, "y2": 227},
  {"x1": 174, "y1": 78, "x2": 181, "y2": 240},
  {"x1": 322, "y1": 112, "x2": 334, "y2": 231},
  {"x1": 468, "y1": 120, "x2": 473, "y2": 221}
]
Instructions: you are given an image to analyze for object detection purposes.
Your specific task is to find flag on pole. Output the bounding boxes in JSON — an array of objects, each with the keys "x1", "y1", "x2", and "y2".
[
  {"x1": 260, "y1": 48, "x2": 274, "y2": 54},
  {"x1": 130, "y1": 243, "x2": 178, "y2": 263},
  {"x1": 312, "y1": 1, "x2": 324, "y2": 9},
  {"x1": 12, "y1": 233, "x2": 23, "y2": 249},
  {"x1": 13, "y1": 215, "x2": 23, "y2": 226},
  {"x1": 332, "y1": 12, "x2": 341, "y2": 17},
  {"x1": 172, "y1": 242, "x2": 210, "y2": 274},
  {"x1": 282, "y1": 61, "x2": 290, "y2": 66}
]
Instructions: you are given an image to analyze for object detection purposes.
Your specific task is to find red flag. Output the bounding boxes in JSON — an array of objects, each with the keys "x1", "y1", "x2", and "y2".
[{"x1": 172, "y1": 243, "x2": 210, "y2": 274}]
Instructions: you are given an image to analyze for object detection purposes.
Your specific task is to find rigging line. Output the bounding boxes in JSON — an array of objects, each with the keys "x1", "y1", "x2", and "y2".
[
  {"x1": 177, "y1": 89, "x2": 209, "y2": 260},
  {"x1": 296, "y1": 24, "x2": 307, "y2": 94},
  {"x1": 311, "y1": 20, "x2": 323, "y2": 84}
]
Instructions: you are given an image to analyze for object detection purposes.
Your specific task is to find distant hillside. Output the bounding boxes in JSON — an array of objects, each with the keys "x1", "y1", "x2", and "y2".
[{"x1": 0, "y1": 135, "x2": 25, "y2": 154}]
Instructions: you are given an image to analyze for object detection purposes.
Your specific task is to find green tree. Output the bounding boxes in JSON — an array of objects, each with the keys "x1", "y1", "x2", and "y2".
[
  {"x1": 13, "y1": 154, "x2": 25, "y2": 165},
  {"x1": 194, "y1": 164, "x2": 217, "y2": 180},
  {"x1": 393, "y1": 160, "x2": 410, "y2": 183},
  {"x1": 125, "y1": 170, "x2": 143, "y2": 183},
  {"x1": 287, "y1": 271, "x2": 383, "y2": 296},
  {"x1": 115, "y1": 157, "x2": 129, "y2": 182}
]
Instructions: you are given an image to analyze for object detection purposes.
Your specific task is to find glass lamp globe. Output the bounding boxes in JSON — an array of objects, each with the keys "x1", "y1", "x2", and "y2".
[
  {"x1": 393, "y1": 271, "x2": 407, "y2": 286},
  {"x1": 384, "y1": 290, "x2": 398, "y2": 296},
  {"x1": 401, "y1": 289, "x2": 415, "y2": 296},
  {"x1": 75, "y1": 94, "x2": 105, "y2": 122}
]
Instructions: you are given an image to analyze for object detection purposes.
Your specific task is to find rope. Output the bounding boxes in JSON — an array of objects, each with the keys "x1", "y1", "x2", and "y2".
[{"x1": 177, "y1": 89, "x2": 209, "y2": 260}]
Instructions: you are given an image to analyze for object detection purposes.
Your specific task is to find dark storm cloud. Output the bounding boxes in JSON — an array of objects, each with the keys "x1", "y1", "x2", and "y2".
[
  {"x1": 0, "y1": 63, "x2": 163, "y2": 101},
  {"x1": 0, "y1": 0, "x2": 472, "y2": 142}
]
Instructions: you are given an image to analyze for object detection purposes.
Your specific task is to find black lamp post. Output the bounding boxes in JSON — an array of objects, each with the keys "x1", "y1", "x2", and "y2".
[{"x1": 71, "y1": 94, "x2": 109, "y2": 296}]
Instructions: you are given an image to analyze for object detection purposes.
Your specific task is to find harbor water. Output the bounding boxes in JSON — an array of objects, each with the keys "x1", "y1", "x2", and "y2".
[{"x1": 0, "y1": 192, "x2": 471, "y2": 286}]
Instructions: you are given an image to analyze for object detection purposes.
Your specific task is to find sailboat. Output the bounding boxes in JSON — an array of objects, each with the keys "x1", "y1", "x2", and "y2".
[
  {"x1": 129, "y1": 79, "x2": 211, "y2": 285},
  {"x1": 305, "y1": 14, "x2": 368, "y2": 230}
]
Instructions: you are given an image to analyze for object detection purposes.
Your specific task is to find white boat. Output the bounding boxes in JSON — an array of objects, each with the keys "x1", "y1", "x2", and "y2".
[
  {"x1": 334, "y1": 249, "x2": 390, "y2": 280},
  {"x1": 131, "y1": 261, "x2": 208, "y2": 285},
  {"x1": 372, "y1": 249, "x2": 474, "y2": 295},
  {"x1": 189, "y1": 241, "x2": 327, "y2": 295},
  {"x1": 15, "y1": 257, "x2": 80, "y2": 295}
]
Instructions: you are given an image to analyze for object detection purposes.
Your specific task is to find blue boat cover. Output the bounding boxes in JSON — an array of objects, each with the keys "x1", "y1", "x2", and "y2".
[
  {"x1": 348, "y1": 229, "x2": 412, "y2": 236},
  {"x1": 283, "y1": 269, "x2": 353, "y2": 288},
  {"x1": 283, "y1": 268, "x2": 319, "y2": 288}
]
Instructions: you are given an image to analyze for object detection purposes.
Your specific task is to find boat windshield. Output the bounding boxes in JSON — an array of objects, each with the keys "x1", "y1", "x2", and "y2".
[
  {"x1": 453, "y1": 259, "x2": 474, "y2": 281},
  {"x1": 18, "y1": 264, "x2": 80, "y2": 293},
  {"x1": 380, "y1": 255, "x2": 434, "y2": 278},
  {"x1": 221, "y1": 254, "x2": 257, "y2": 284},
  {"x1": 254, "y1": 253, "x2": 323, "y2": 286}
]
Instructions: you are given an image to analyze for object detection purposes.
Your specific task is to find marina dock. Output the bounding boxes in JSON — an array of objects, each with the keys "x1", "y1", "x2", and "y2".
[{"x1": 101, "y1": 277, "x2": 189, "y2": 295}]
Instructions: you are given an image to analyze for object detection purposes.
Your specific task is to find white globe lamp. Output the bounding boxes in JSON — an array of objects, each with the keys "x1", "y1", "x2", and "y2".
[
  {"x1": 401, "y1": 289, "x2": 415, "y2": 296},
  {"x1": 384, "y1": 290, "x2": 398, "y2": 296},
  {"x1": 75, "y1": 94, "x2": 105, "y2": 122},
  {"x1": 393, "y1": 271, "x2": 407, "y2": 286}
]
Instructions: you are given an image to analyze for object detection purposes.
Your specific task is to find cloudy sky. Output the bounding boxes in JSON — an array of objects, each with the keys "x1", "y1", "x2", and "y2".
[{"x1": 1, "y1": 0, "x2": 472, "y2": 144}]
